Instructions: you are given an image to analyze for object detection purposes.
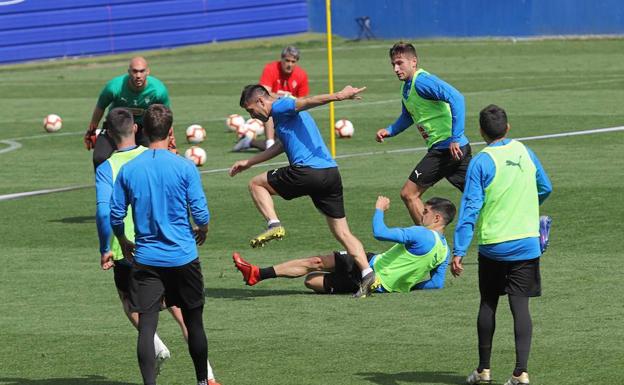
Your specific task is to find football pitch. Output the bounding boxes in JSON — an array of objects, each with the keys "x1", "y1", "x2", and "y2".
[{"x1": 1, "y1": 35, "x2": 623, "y2": 385}]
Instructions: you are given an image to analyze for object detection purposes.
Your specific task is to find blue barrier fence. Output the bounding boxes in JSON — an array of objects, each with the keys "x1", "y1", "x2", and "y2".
[
  {"x1": 0, "y1": 0, "x2": 308, "y2": 64},
  {"x1": 309, "y1": 0, "x2": 624, "y2": 40},
  {"x1": 2, "y1": 0, "x2": 623, "y2": 64}
]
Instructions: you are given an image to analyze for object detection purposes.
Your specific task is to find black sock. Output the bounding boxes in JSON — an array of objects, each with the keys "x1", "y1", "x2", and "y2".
[{"x1": 259, "y1": 266, "x2": 276, "y2": 280}]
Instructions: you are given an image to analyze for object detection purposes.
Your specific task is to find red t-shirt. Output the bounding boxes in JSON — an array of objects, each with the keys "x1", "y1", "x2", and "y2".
[{"x1": 259, "y1": 61, "x2": 309, "y2": 97}]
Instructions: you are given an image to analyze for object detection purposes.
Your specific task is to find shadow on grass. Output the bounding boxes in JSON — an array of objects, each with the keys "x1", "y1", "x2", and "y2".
[
  {"x1": 357, "y1": 371, "x2": 465, "y2": 385},
  {"x1": 49, "y1": 215, "x2": 95, "y2": 224},
  {"x1": 205, "y1": 287, "x2": 307, "y2": 299},
  {"x1": 0, "y1": 375, "x2": 135, "y2": 385}
]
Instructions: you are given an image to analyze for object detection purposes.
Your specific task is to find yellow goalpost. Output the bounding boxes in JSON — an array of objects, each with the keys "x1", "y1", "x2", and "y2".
[{"x1": 325, "y1": 0, "x2": 336, "y2": 157}]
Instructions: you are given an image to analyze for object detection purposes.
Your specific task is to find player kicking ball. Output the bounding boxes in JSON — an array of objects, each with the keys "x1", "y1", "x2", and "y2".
[
  {"x1": 233, "y1": 196, "x2": 456, "y2": 295},
  {"x1": 229, "y1": 84, "x2": 376, "y2": 297}
]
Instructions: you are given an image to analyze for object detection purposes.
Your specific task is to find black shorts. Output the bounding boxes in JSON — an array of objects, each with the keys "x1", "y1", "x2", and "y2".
[
  {"x1": 113, "y1": 258, "x2": 133, "y2": 294},
  {"x1": 478, "y1": 254, "x2": 541, "y2": 298},
  {"x1": 129, "y1": 258, "x2": 205, "y2": 313},
  {"x1": 409, "y1": 144, "x2": 472, "y2": 191},
  {"x1": 92, "y1": 125, "x2": 149, "y2": 169},
  {"x1": 323, "y1": 251, "x2": 375, "y2": 294},
  {"x1": 267, "y1": 166, "x2": 345, "y2": 218}
]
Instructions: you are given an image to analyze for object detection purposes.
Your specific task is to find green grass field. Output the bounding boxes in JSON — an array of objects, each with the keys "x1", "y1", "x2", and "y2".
[{"x1": 1, "y1": 35, "x2": 623, "y2": 385}]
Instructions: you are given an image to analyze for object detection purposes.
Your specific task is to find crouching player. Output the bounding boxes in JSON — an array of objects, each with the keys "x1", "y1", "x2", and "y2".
[{"x1": 233, "y1": 196, "x2": 455, "y2": 294}]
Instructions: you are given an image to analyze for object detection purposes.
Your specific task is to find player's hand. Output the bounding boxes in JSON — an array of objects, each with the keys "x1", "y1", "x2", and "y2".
[
  {"x1": 118, "y1": 237, "x2": 136, "y2": 262},
  {"x1": 376, "y1": 128, "x2": 390, "y2": 143},
  {"x1": 375, "y1": 196, "x2": 390, "y2": 211},
  {"x1": 100, "y1": 251, "x2": 114, "y2": 270},
  {"x1": 451, "y1": 256, "x2": 464, "y2": 277},
  {"x1": 449, "y1": 142, "x2": 463, "y2": 161},
  {"x1": 336, "y1": 85, "x2": 367, "y2": 101},
  {"x1": 193, "y1": 226, "x2": 208, "y2": 246},
  {"x1": 229, "y1": 160, "x2": 251, "y2": 177},
  {"x1": 84, "y1": 124, "x2": 98, "y2": 150}
]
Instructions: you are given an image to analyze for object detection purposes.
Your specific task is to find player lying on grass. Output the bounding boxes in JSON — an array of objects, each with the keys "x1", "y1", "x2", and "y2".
[{"x1": 233, "y1": 196, "x2": 455, "y2": 294}]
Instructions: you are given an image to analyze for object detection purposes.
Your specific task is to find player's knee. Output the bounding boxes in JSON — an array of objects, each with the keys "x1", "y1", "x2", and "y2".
[
  {"x1": 401, "y1": 184, "x2": 424, "y2": 201},
  {"x1": 248, "y1": 178, "x2": 261, "y2": 193},
  {"x1": 400, "y1": 187, "x2": 413, "y2": 201}
]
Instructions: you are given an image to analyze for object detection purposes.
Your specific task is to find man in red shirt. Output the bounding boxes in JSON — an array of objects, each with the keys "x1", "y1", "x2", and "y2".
[
  {"x1": 233, "y1": 46, "x2": 310, "y2": 152},
  {"x1": 260, "y1": 46, "x2": 309, "y2": 98}
]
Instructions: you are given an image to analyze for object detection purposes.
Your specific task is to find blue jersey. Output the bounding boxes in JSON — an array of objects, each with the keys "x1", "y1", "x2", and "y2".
[
  {"x1": 453, "y1": 139, "x2": 552, "y2": 261},
  {"x1": 386, "y1": 72, "x2": 469, "y2": 149},
  {"x1": 371, "y1": 209, "x2": 449, "y2": 290},
  {"x1": 95, "y1": 145, "x2": 144, "y2": 255},
  {"x1": 110, "y1": 149, "x2": 210, "y2": 267},
  {"x1": 271, "y1": 97, "x2": 337, "y2": 169}
]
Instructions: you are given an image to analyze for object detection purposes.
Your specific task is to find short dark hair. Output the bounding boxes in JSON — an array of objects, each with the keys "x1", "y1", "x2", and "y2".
[
  {"x1": 105, "y1": 108, "x2": 134, "y2": 144},
  {"x1": 479, "y1": 104, "x2": 508, "y2": 140},
  {"x1": 143, "y1": 104, "x2": 173, "y2": 142},
  {"x1": 389, "y1": 42, "x2": 418, "y2": 59},
  {"x1": 239, "y1": 84, "x2": 270, "y2": 108},
  {"x1": 425, "y1": 197, "x2": 456, "y2": 226}
]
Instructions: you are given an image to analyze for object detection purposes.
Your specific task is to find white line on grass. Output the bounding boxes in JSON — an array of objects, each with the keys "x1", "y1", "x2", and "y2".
[
  {"x1": 1, "y1": 125, "x2": 622, "y2": 202},
  {"x1": 0, "y1": 140, "x2": 22, "y2": 154}
]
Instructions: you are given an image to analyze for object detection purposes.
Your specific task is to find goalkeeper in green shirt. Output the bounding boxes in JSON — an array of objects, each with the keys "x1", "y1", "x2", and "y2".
[{"x1": 84, "y1": 56, "x2": 176, "y2": 169}]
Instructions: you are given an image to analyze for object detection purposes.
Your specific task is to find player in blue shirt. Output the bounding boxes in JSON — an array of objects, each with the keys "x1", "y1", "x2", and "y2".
[
  {"x1": 452, "y1": 105, "x2": 552, "y2": 385},
  {"x1": 110, "y1": 105, "x2": 213, "y2": 385},
  {"x1": 376, "y1": 42, "x2": 471, "y2": 225},
  {"x1": 96, "y1": 107, "x2": 220, "y2": 385},
  {"x1": 232, "y1": 195, "x2": 455, "y2": 294},
  {"x1": 229, "y1": 84, "x2": 377, "y2": 297}
]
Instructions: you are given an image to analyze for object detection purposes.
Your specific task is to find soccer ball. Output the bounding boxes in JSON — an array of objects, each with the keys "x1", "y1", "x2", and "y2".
[
  {"x1": 335, "y1": 119, "x2": 354, "y2": 138},
  {"x1": 184, "y1": 146, "x2": 207, "y2": 166},
  {"x1": 226, "y1": 114, "x2": 245, "y2": 133},
  {"x1": 185, "y1": 124, "x2": 206, "y2": 144},
  {"x1": 236, "y1": 121, "x2": 256, "y2": 139},
  {"x1": 245, "y1": 118, "x2": 264, "y2": 136},
  {"x1": 43, "y1": 114, "x2": 62, "y2": 132}
]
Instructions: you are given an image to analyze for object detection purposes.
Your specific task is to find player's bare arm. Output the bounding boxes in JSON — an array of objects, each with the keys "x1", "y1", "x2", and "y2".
[
  {"x1": 295, "y1": 85, "x2": 366, "y2": 111},
  {"x1": 229, "y1": 141, "x2": 284, "y2": 176}
]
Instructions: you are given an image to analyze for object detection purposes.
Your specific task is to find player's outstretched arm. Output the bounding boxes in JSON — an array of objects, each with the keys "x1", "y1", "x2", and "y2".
[
  {"x1": 229, "y1": 141, "x2": 284, "y2": 176},
  {"x1": 295, "y1": 85, "x2": 366, "y2": 112}
]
